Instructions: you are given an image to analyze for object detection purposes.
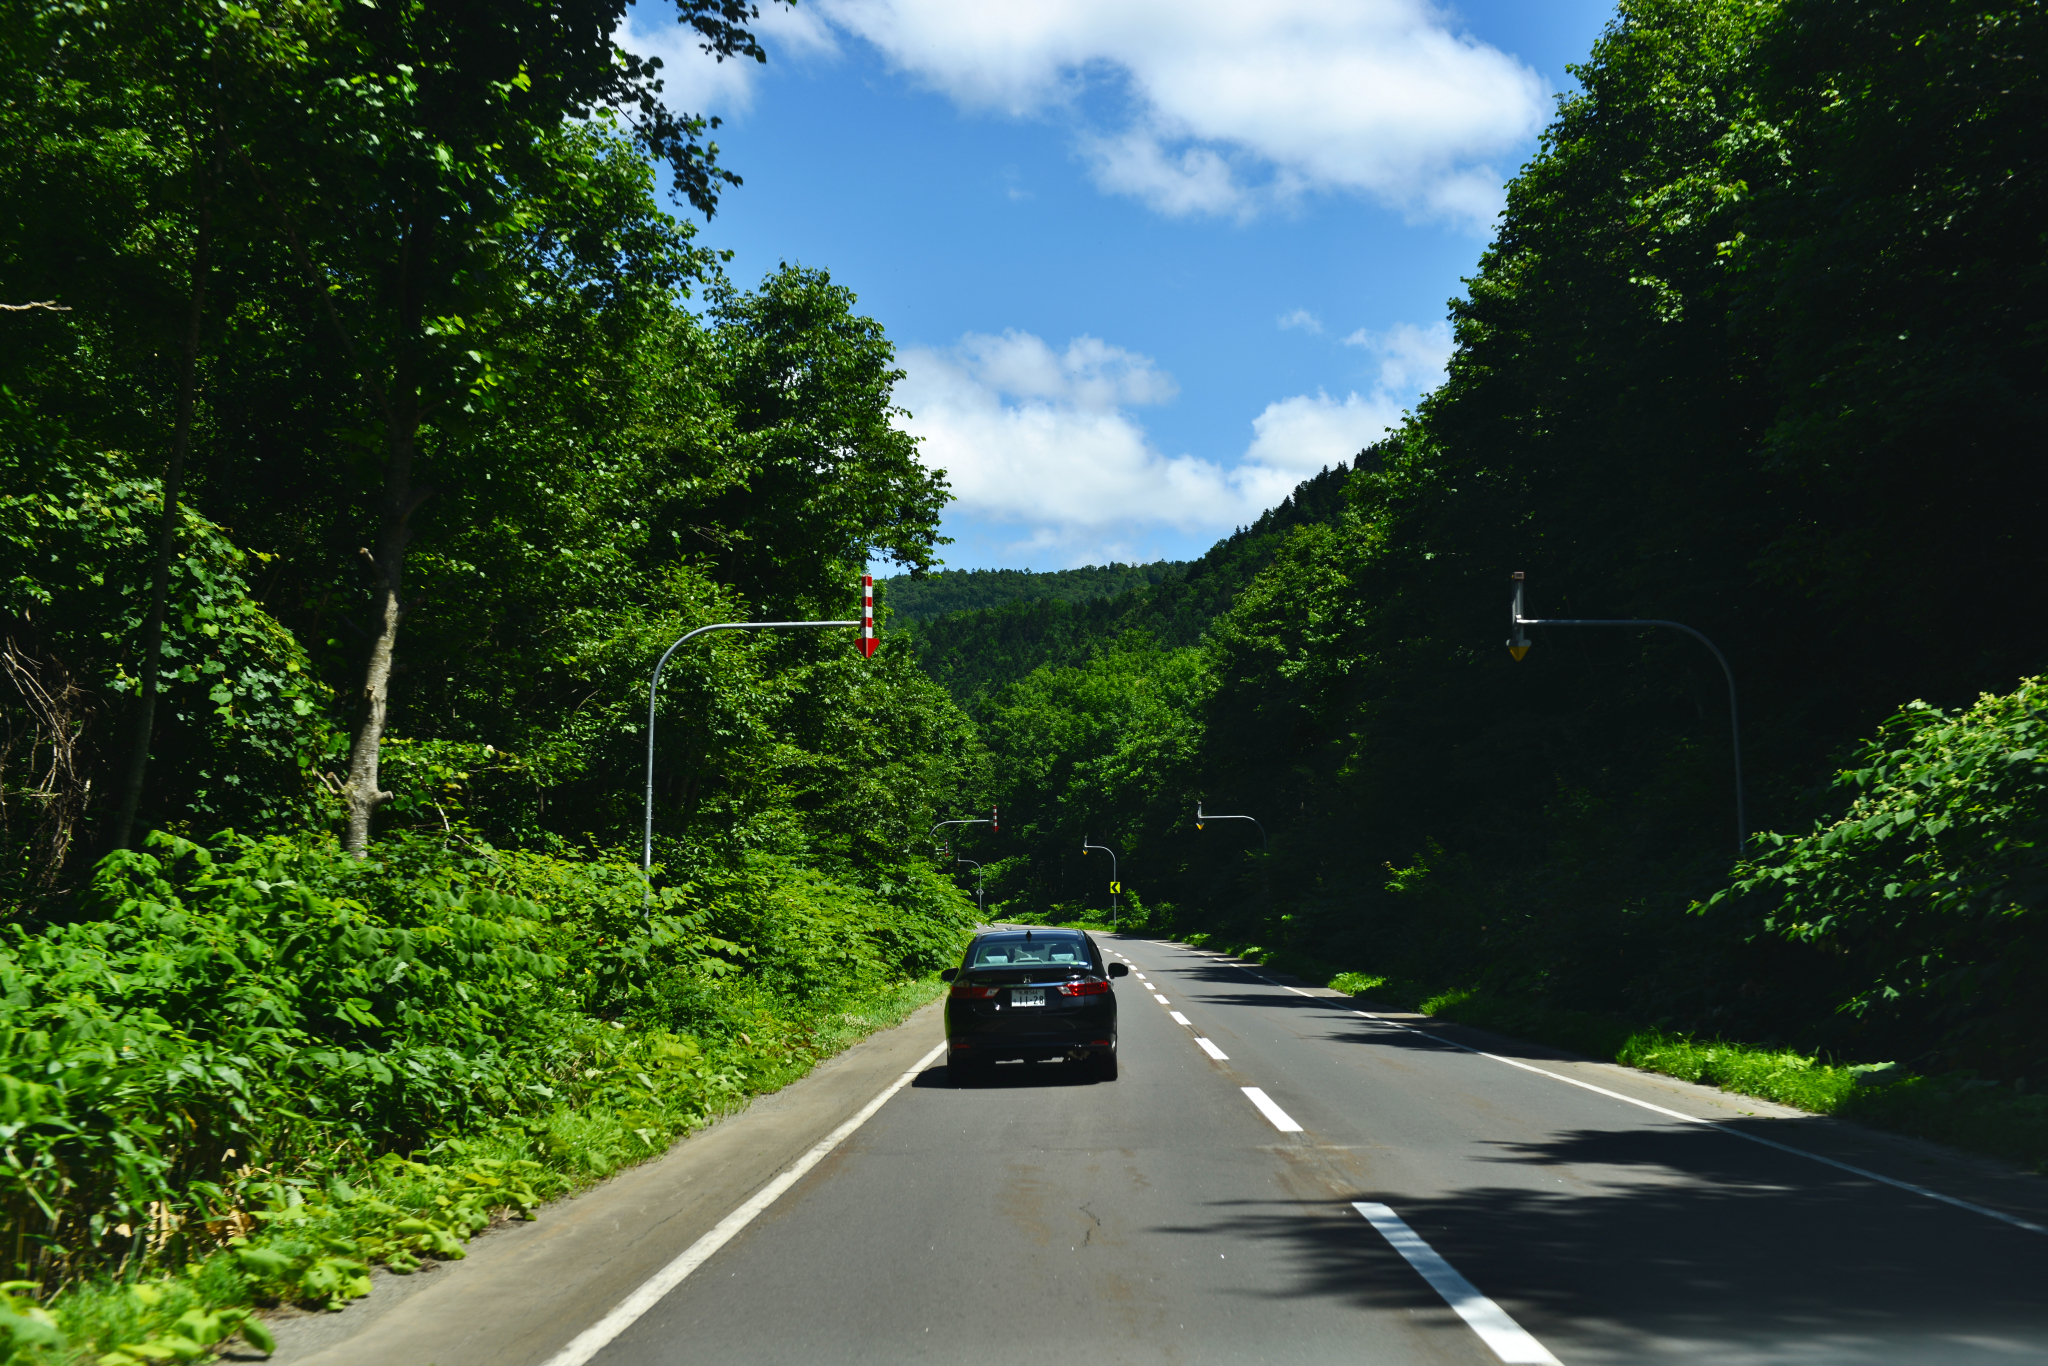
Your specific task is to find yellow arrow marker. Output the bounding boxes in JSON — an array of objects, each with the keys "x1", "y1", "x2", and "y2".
[{"x1": 1508, "y1": 645, "x2": 1531, "y2": 662}]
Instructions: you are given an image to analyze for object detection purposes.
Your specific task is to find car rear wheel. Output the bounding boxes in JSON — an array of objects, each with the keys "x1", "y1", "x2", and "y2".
[
  {"x1": 948, "y1": 1049, "x2": 984, "y2": 1085},
  {"x1": 1093, "y1": 1048, "x2": 1119, "y2": 1082}
]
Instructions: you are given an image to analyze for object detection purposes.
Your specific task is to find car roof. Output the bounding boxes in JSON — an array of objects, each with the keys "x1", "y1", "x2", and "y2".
[{"x1": 976, "y1": 928, "x2": 1086, "y2": 939}]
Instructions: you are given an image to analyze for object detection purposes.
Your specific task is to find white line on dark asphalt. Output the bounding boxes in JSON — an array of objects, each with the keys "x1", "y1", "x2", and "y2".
[
  {"x1": 1241, "y1": 1086, "x2": 1301, "y2": 1132},
  {"x1": 539, "y1": 1040, "x2": 950, "y2": 1366},
  {"x1": 1353, "y1": 1203, "x2": 1562, "y2": 1365},
  {"x1": 1349, "y1": 1011, "x2": 2048, "y2": 1238},
  {"x1": 1153, "y1": 993, "x2": 1170, "y2": 1005},
  {"x1": 1196, "y1": 1037, "x2": 1230, "y2": 1061},
  {"x1": 1158, "y1": 943, "x2": 2047, "y2": 1240},
  {"x1": 1169, "y1": 1011, "x2": 1192, "y2": 1027}
]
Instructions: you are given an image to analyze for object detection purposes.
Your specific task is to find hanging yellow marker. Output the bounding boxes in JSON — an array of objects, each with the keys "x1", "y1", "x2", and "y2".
[{"x1": 1508, "y1": 644, "x2": 1530, "y2": 661}]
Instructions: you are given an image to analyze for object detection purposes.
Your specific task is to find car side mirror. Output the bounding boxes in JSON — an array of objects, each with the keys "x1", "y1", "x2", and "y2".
[
  {"x1": 1108, "y1": 962, "x2": 1129, "y2": 977},
  {"x1": 940, "y1": 968, "x2": 958, "y2": 982}
]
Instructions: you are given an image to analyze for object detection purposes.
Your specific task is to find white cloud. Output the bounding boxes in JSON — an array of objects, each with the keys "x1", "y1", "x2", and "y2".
[
  {"x1": 1244, "y1": 320, "x2": 1454, "y2": 475},
  {"x1": 1277, "y1": 308, "x2": 1324, "y2": 334},
  {"x1": 899, "y1": 319, "x2": 1453, "y2": 564},
  {"x1": 614, "y1": 0, "x2": 838, "y2": 116},
  {"x1": 897, "y1": 332, "x2": 1240, "y2": 542},
  {"x1": 1244, "y1": 391, "x2": 1402, "y2": 474},
  {"x1": 1342, "y1": 319, "x2": 1455, "y2": 391},
  {"x1": 810, "y1": 0, "x2": 1547, "y2": 227}
]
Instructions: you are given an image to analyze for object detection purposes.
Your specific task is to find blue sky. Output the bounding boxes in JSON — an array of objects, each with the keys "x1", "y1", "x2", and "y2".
[{"x1": 622, "y1": 0, "x2": 1617, "y2": 570}]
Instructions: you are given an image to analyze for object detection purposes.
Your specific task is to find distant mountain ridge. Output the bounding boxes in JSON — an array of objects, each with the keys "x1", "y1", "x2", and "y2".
[
  {"x1": 896, "y1": 462, "x2": 1356, "y2": 706},
  {"x1": 879, "y1": 561, "x2": 1186, "y2": 622}
]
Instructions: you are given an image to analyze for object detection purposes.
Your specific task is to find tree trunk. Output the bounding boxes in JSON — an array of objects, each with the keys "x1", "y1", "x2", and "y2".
[
  {"x1": 340, "y1": 212, "x2": 431, "y2": 857},
  {"x1": 109, "y1": 145, "x2": 218, "y2": 853},
  {"x1": 341, "y1": 412, "x2": 422, "y2": 856}
]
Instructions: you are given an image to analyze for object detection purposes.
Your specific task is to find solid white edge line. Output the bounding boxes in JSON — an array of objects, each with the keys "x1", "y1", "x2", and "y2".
[
  {"x1": 539, "y1": 1040, "x2": 949, "y2": 1366},
  {"x1": 1352, "y1": 1011, "x2": 2048, "y2": 1238},
  {"x1": 1240, "y1": 1085, "x2": 1301, "y2": 1131},
  {"x1": 1196, "y1": 1037, "x2": 1230, "y2": 1061},
  {"x1": 1169, "y1": 1011, "x2": 1192, "y2": 1027},
  {"x1": 1353, "y1": 1203, "x2": 1561, "y2": 1365}
]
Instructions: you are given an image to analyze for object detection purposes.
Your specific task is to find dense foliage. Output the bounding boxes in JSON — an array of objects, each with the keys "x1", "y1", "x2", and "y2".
[
  {"x1": 955, "y1": 0, "x2": 2047, "y2": 1079},
  {"x1": 0, "y1": 0, "x2": 980, "y2": 1352}
]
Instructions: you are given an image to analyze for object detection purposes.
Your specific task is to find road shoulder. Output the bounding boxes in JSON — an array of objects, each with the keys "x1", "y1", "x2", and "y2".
[{"x1": 262, "y1": 1000, "x2": 947, "y2": 1366}]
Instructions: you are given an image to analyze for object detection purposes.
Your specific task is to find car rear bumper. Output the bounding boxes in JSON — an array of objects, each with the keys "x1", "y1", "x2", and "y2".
[
  {"x1": 947, "y1": 1034, "x2": 1117, "y2": 1062},
  {"x1": 945, "y1": 1012, "x2": 1116, "y2": 1061}
]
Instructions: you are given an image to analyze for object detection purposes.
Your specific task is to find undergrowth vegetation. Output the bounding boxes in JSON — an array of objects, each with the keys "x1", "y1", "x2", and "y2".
[{"x1": 0, "y1": 832, "x2": 971, "y2": 1363}]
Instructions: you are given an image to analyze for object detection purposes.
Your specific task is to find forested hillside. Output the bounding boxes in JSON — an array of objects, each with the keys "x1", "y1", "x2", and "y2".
[
  {"x1": 906, "y1": 463, "x2": 1352, "y2": 705},
  {"x1": 879, "y1": 561, "x2": 1184, "y2": 622},
  {"x1": 0, "y1": 0, "x2": 981, "y2": 1355},
  {"x1": 958, "y1": 0, "x2": 2047, "y2": 1085}
]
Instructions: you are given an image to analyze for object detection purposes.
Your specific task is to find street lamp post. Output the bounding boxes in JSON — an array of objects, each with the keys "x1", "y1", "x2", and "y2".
[
  {"x1": 1508, "y1": 570, "x2": 1747, "y2": 854},
  {"x1": 1196, "y1": 800, "x2": 1270, "y2": 912},
  {"x1": 956, "y1": 858, "x2": 984, "y2": 917},
  {"x1": 644, "y1": 579, "x2": 876, "y2": 894},
  {"x1": 1081, "y1": 836, "x2": 1119, "y2": 928}
]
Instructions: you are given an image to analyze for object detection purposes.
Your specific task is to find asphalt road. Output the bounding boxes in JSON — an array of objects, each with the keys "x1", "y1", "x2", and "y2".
[
  {"x1": 573, "y1": 937, "x2": 2048, "y2": 1366},
  {"x1": 274, "y1": 935, "x2": 2048, "y2": 1366}
]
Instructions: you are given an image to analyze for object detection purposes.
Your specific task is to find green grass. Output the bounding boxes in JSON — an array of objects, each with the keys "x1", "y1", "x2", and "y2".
[
  {"x1": 1325, "y1": 973, "x2": 2048, "y2": 1173},
  {"x1": 21, "y1": 976, "x2": 947, "y2": 1365},
  {"x1": 1614, "y1": 1030, "x2": 1862, "y2": 1114}
]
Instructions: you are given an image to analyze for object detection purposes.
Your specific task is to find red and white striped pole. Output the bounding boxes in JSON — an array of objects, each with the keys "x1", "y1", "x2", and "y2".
[{"x1": 859, "y1": 575, "x2": 878, "y2": 658}]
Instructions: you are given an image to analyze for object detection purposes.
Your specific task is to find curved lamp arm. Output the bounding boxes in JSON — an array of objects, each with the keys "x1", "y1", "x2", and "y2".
[
  {"x1": 645, "y1": 619, "x2": 856, "y2": 883},
  {"x1": 1511, "y1": 573, "x2": 1745, "y2": 852},
  {"x1": 1195, "y1": 800, "x2": 1267, "y2": 851}
]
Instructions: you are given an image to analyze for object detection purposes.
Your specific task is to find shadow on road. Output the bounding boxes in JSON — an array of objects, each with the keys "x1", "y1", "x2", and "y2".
[
  {"x1": 911, "y1": 1058, "x2": 1109, "y2": 1090},
  {"x1": 1149, "y1": 1124, "x2": 2048, "y2": 1363}
]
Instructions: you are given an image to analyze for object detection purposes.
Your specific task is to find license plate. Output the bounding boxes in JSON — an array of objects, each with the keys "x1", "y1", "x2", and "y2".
[{"x1": 1010, "y1": 988, "x2": 1046, "y2": 1007}]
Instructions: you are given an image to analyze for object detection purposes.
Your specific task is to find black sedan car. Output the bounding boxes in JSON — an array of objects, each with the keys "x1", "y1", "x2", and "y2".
[{"x1": 941, "y1": 928, "x2": 1128, "y2": 1081}]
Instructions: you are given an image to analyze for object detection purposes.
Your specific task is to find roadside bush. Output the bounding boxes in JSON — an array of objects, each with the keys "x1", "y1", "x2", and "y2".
[
  {"x1": 0, "y1": 829, "x2": 974, "y2": 1300},
  {"x1": 1712, "y1": 677, "x2": 2048, "y2": 1075}
]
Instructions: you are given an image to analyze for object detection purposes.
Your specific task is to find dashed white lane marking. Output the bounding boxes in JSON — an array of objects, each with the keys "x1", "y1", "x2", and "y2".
[
  {"x1": 1153, "y1": 993, "x2": 1170, "y2": 1005},
  {"x1": 1240, "y1": 1086, "x2": 1300, "y2": 1131},
  {"x1": 1169, "y1": 1011, "x2": 1192, "y2": 1027},
  {"x1": 1353, "y1": 1203, "x2": 1561, "y2": 1365},
  {"x1": 1196, "y1": 1037, "x2": 1230, "y2": 1061},
  {"x1": 1350, "y1": 1010, "x2": 2048, "y2": 1238},
  {"x1": 539, "y1": 1040, "x2": 949, "y2": 1366}
]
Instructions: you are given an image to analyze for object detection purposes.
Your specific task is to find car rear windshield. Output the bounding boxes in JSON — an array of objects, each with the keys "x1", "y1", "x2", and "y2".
[{"x1": 967, "y1": 937, "x2": 1092, "y2": 970}]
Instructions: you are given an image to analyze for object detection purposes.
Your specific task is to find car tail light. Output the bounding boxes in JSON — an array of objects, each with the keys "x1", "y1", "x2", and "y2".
[
  {"x1": 950, "y1": 983, "x2": 1000, "y2": 999},
  {"x1": 1058, "y1": 979, "x2": 1111, "y2": 997}
]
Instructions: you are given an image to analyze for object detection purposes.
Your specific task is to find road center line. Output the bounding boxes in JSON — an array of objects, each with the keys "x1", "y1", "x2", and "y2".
[
  {"x1": 1169, "y1": 1011, "x2": 1192, "y2": 1027},
  {"x1": 1153, "y1": 993, "x2": 1171, "y2": 1005},
  {"x1": 1241, "y1": 1086, "x2": 1301, "y2": 1131},
  {"x1": 1353, "y1": 1203, "x2": 1562, "y2": 1365},
  {"x1": 1351, "y1": 1011, "x2": 2048, "y2": 1237},
  {"x1": 1196, "y1": 1037, "x2": 1230, "y2": 1061},
  {"x1": 538, "y1": 1039, "x2": 949, "y2": 1366}
]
